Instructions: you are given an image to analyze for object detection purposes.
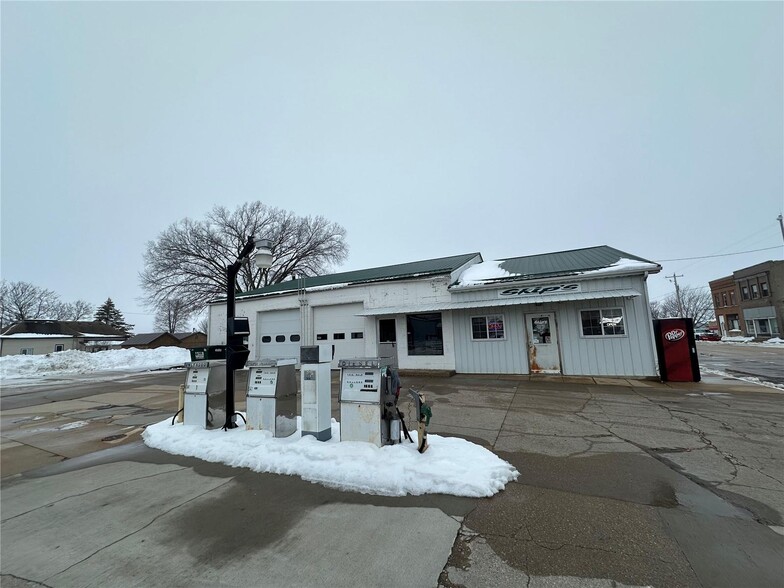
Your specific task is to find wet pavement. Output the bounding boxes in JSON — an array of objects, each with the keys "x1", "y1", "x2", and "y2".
[{"x1": 1, "y1": 370, "x2": 783, "y2": 587}]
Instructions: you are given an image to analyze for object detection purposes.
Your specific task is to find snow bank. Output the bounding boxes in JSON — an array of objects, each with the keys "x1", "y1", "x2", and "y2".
[
  {"x1": 143, "y1": 417, "x2": 519, "y2": 498},
  {"x1": 0, "y1": 347, "x2": 190, "y2": 380},
  {"x1": 721, "y1": 336, "x2": 756, "y2": 343},
  {"x1": 701, "y1": 368, "x2": 784, "y2": 391}
]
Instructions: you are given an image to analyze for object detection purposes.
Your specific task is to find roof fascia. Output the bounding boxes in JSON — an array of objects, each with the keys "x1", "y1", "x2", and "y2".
[{"x1": 449, "y1": 267, "x2": 658, "y2": 292}]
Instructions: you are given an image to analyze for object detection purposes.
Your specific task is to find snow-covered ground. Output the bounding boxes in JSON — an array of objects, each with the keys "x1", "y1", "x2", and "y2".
[
  {"x1": 144, "y1": 417, "x2": 519, "y2": 498},
  {"x1": 718, "y1": 337, "x2": 783, "y2": 346},
  {"x1": 0, "y1": 347, "x2": 190, "y2": 380}
]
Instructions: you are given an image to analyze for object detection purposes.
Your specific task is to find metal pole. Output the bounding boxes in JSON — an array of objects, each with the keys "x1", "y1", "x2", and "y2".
[
  {"x1": 777, "y1": 214, "x2": 784, "y2": 242},
  {"x1": 223, "y1": 236, "x2": 256, "y2": 431}
]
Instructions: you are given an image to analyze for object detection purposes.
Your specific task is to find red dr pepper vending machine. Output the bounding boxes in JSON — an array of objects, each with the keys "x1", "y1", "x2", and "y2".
[{"x1": 653, "y1": 318, "x2": 701, "y2": 382}]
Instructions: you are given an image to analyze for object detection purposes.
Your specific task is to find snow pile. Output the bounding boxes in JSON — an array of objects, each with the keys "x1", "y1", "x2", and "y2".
[
  {"x1": 143, "y1": 417, "x2": 519, "y2": 498},
  {"x1": 0, "y1": 347, "x2": 190, "y2": 380},
  {"x1": 701, "y1": 368, "x2": 784, "y2": 391},
  {"x1": 763, "y1": 337, "x2": 784, "y2": 345},
  {"x1": 721, "y1": 336, "x2": 756, "y2": 343}
]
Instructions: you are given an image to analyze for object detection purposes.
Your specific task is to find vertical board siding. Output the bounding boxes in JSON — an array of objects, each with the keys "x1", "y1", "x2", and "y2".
[
  {"x1": 453, "y1": 307, "x2": 527, "y2": 374},
  {"x1": 452, "y1": 275, "x2": 657, "y2": 377}
]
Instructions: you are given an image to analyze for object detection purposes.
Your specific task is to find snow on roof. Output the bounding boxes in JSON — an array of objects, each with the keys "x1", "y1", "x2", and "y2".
[
  {"x1": 0, "y1": 333, "x2": 73, "y2": 339},
  {"x1": 575, "y1": 258, "x2": 662, "y2": 277},
  {"x1": 455, "y1": 261, "x2": 516, "y2": 286}
]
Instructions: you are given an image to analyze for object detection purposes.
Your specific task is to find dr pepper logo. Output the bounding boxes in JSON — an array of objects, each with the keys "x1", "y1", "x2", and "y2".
[{"x1": 664, "y1": 329, "x2": 685, "y2": 342}]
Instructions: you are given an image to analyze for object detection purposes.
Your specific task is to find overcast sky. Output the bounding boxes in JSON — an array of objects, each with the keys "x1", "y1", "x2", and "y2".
[{"x1": 2, "y1": 2, "x2": 782, "y2": 333}]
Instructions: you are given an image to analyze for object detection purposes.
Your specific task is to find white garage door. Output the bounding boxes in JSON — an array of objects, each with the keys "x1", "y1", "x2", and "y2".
[
  {"x1": 257, "y1": 309, "x2": 301, "y2": 361},
  {"x1": 313, "y1": 303, "x2": 365, "y2": 368}
]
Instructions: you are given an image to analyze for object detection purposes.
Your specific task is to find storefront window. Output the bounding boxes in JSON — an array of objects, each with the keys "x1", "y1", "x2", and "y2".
[
  {"x1": 581, "y1": 308, "x2": 625, "y2": 336},
  {"x1": 756, "y1": 319, "x2": 770, "y2": 334},
  {"x1": 745, "y1": 320, "x2": 755, "y2": 335},
  {"x1": 407, "y1": 313, "x2": 443, "y2": 355},
  {"x1": 471, "y1": 315, "x2": 505, "y2": 340}
]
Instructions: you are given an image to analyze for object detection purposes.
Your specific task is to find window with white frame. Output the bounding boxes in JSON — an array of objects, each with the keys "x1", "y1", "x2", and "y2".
[
  {"x1": 20, "y1": 348, "x2": 33, "y2": 355},
  {"x1": 54, "y1": 344, "x2": 64, "y2": 352},
  {"x1": 581, "y1": 308, "x2": 625, "y2": 336},
  {"x1": 471, "y1": 314, "x2": 505, "y2": 340}
]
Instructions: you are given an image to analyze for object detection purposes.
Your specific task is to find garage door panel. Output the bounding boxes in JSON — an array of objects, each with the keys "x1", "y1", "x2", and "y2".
[
  {"x1": 257, "y1": 309, "x2": 300, "y2": 361},
  {"x1": 314, "y1": 304, "x2": 365, "y2": 367}
]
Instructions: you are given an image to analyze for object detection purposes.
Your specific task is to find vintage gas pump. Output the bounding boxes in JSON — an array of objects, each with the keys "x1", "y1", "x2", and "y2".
[
  {"x1": 245, "y1": 358, "x2": 297, "y2": 437},
  {"x1": 338, "y1": 358, "x2": 406, "y2": 447},
  {"x1": 183, "y1": 359, "x2": 227, "y2": 428},
  {"x1": 300, "y1": 344, "x2": 333, "y2": 441}
]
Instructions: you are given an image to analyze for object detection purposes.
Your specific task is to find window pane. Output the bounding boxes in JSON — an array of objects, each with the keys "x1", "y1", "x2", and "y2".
[
  {"x1": 261, "y1": 336, "x2": 272, "y2": 343},
  {"x1": 487, "y1": 315, "x2": 505, "y2": 339},
  {"x1": 770, "y1": 318, "x2": 778, "y2": 334},
  {"x1": 745, "y1": 320, "x2": 755, "y2": 335},
  {"x1": 333, "y1": 333, "x2": 345, "y2": 340},
  {"x1": 316, "y1": 333, "x2": 327, "y2": 341},
  {"x1": 290, "y1": 334, "x2": 301, "y2": 342},
  {"x1": 275, "y1": 335, "x2": 285, "y2": 343},
  {"x1": 351, "y1": 332, "x2": 363, "y2": 339},
  {"x1": 756, "y1": 319, "x2": 770, "y2": 334},
  {"x1": 581, "y1": 310, "x2": 602, "y2": 336},
  {"x1": 407, "y1": 313, "x2": 443, "y2": 355},
  {"x1": 471, "y1": 317, "x2": 487, "y2": 339},
  {"x1": 761, "y1": 282, "x2": 769, "y2": 296}
]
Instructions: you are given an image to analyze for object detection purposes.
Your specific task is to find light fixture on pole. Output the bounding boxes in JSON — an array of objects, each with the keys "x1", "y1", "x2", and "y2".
[{"x1": 223, "y1": 235, "x2": 273, "y2": 430}]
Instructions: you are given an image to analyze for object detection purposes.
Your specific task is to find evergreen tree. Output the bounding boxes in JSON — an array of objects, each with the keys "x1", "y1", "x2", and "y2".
[{"x1": 94, "y1": 298, "x2": 134, "y2": 335}]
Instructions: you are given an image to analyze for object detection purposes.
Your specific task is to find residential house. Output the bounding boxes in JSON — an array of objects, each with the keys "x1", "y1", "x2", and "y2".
[{"x1": 0, "y1": 320, "x2": 128, "y2": 356}]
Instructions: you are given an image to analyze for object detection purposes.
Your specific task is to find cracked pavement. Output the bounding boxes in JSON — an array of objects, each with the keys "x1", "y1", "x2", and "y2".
[
  {"x1": 2, "y1": 369, "x2": 783, "y2": 587},
  {"x1": 414, "y1": 374, "x2": 784, "y2": 588}
]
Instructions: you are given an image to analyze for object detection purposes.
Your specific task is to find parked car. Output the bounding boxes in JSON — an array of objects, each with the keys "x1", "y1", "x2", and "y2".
[{"x1": 695, "y1": 329, "x2": 721, "y2": 341}]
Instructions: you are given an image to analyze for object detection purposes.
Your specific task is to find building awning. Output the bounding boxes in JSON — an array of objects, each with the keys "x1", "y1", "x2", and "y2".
[{"x1": 357, "y1": 289, "x2": 641, "y2": 316}]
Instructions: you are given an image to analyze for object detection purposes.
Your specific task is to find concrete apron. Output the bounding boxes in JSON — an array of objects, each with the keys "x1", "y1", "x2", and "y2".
[{"x1": 1, "y1": 444, "x2": 469, "y2": 588}]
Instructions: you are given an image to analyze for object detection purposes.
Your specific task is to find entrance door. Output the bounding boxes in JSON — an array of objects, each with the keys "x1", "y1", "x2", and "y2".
[
  {"x1": 378, "y1": 318, "x2": 398, "y2": 367},
  {"x1": 525, "y1": 312, "x2": 561, "y2": 373}
]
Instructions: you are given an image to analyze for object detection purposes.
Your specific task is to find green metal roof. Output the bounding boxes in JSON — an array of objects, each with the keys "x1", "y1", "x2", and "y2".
[
  {"x1": 497, "y1": 245, "x2": 659, "y2": 281},
  {"x1": 235, "y1": 252, "x2": 481, "y2": 299}
]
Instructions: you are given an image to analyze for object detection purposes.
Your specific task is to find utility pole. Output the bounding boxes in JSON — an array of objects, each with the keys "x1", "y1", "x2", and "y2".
[
  {"x1": 778, "y1": 214, "x2": 784, "y2": 242},
  {"x1": 667, "y1": 273, "x2": 685, "y2": 317}
]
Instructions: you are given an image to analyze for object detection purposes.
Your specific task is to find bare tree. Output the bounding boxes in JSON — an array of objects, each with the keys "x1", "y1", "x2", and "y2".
[
  {"x1": 653, "y1": 286, "x2": 714, "y2": 325},
  {"x1": 0, "y1": 281, "x2": 60, "y2": 327},
  {"x1": 154, "y1": 298, "x2": 194, "y2": 333},
  {"x1": 139, "y1": 202, "x2": 349, "y2": 311},
  {"x1": 51, "y1": 300, "x2": 94, "y2": 321}
]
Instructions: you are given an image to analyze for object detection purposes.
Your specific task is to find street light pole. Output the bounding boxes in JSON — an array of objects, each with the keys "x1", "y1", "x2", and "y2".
[{"x1": 223, "y1": 235, "x2": 256, "y2": 430}]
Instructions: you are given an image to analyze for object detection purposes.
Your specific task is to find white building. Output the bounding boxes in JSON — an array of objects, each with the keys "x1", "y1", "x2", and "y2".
[{"x1": 207, "y1": 245, "x2": 662, "y2": 378}]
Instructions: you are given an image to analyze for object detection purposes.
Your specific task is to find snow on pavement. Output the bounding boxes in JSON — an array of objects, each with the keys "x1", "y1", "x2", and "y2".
[
  {"x1": 144, "y1": 417, "x2": 519, "y2": 498},
  {"x1": 0, "y1": 347, "x2": 190, "y2": 380}
]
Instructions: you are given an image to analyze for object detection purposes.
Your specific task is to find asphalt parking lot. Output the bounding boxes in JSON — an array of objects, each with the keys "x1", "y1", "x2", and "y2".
[{"x1": 1, "y1": 367, "x2": 783, "y2": 587}]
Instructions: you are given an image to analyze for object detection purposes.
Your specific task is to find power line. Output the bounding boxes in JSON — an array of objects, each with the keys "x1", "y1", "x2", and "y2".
[{"x1": 656, "y1": 245, "x2": 781, "y2": 263}]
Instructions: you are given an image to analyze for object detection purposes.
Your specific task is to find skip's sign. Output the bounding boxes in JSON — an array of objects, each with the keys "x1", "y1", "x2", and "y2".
[{"x1": 499, "y1": 284, "x2": 581, "y2": 298}]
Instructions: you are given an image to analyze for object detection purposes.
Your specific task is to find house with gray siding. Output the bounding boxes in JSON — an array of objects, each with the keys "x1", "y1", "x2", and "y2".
[{"x1": 206, "y1": 245, "x2": 662, "y2": 378}]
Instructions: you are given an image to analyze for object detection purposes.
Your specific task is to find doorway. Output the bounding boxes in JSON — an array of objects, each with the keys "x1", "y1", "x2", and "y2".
[
  {"x1": 378, "y1": 318, "x2": 398, "y2": 367},
  {"x1": 525, "y1": 312, "x2": 561, "y2": 373}
]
